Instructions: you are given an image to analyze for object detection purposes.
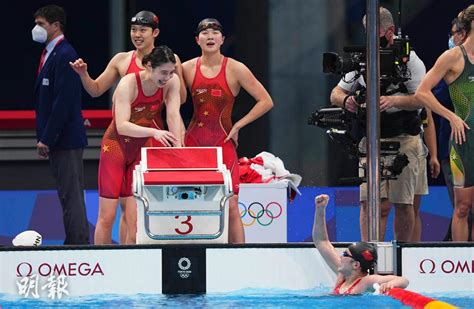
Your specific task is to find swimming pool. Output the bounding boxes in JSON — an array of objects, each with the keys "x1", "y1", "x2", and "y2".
[{"x1": 1, "y1": 289, "x2": 471, "y2": 308}]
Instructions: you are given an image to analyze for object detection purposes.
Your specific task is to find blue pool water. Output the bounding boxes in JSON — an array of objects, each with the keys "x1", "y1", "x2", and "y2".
[{"x1": 1, "y1": 289, "x2": 472, "y2": 308}]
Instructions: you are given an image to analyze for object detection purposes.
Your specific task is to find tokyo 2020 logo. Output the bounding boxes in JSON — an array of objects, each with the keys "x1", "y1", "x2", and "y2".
[
  {"x1": 177, "y1": 257, "x2": 191, "y2": 279},
  {"x1": 239, "y1": 202, "x2": 282, "y2": 226}
]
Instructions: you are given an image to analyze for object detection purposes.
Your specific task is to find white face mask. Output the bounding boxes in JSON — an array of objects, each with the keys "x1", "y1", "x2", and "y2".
[
  {"x1": 448, "y1": 36, "x2": 456, "y2": 50},
  {"x1": 32, "y1": 25, "x2": 47, "y2": 43}
]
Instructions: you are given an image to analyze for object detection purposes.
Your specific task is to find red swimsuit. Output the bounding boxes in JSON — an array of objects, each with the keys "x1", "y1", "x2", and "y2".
[
  {"x1": 126, "y1": 51, "x2": 165, "y2": 138},
  {"x1": 98, "y1": 72, "x2": 164, "y2": 198},
  {"x1": 125, "y1": 49, "x2": 168, "y2": 148},
  {"x1": 185, "y1": 57, "x2": 240, "y2": 193},
  {"x1": 126, "y1": 50, "x2": 143, "y2": 75},
  {"x1": 332, "y1": 277, "x2": 364, "y2": 295}
]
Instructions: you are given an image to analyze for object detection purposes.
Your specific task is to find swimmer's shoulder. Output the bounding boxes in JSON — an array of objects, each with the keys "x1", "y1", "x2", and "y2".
[{"x1": 109, "y1": 51, "x2": 134, "y2": 68}]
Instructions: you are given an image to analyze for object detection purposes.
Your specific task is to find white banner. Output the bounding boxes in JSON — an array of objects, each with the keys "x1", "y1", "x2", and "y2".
[
  {"x1": 3, "y1": 244, "x2": 471, "y2": 298},
  {"x1": 206, "y1": 247, "x2": 335, "y2": 292},
  {"x1": 0, "y1": 249, "x2": 162, "y2": 299},
  {"x1": 238, "y1": 183, "x2": 288, "y2": 243},
  {"x1": 401, "y1": 247, "x2": 474, "y2": 293}
]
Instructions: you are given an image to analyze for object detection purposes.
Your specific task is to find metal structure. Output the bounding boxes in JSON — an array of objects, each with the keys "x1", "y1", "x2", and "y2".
[
  {"x1": 133, "y1": 147, "x2": 233, "y2": 243},
  {"x1": 365, "y1": 0, "x2": 381, "y2": 242}
]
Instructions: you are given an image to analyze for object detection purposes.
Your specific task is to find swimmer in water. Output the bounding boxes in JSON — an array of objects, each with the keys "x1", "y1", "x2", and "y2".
[{"x1": 312, "y1": 194, "x2": 409, "y2": 294}]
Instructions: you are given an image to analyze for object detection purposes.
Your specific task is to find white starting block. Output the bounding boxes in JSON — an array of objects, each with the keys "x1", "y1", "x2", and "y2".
[{"x1": 133, "y1": 147, "x2": 233, "y2": 244}]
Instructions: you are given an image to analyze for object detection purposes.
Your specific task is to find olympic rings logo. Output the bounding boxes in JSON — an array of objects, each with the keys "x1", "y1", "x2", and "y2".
[{"x1": 238, "y1": 202, "x2": 283, "y2": 227}]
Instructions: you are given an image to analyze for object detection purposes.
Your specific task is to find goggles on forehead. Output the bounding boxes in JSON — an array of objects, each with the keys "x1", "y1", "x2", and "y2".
[
  {"x1": 196, "y1": 21, "x2": 223, "y2": 34},
  {"x1": 131, "y1": 16, "x2": 158, "y2": 28}
]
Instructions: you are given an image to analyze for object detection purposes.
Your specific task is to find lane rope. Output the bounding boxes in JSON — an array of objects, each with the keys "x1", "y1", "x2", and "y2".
[{"x1": 378, "y1": 286, "x2": 457, "y2": 308}]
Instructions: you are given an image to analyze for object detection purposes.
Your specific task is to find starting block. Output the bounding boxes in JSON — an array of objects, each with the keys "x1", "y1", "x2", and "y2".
[{"x1": 133, "y1": 147, "x2": 233, "y2": 244}]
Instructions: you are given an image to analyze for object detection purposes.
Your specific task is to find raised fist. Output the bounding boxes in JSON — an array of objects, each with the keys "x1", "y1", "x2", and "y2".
[{"x1": 315, "y1": 194, "x2": 329, "y2": 208}]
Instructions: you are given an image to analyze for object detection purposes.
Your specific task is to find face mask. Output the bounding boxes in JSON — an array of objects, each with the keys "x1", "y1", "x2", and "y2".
[
  {"x1": 380, "y1": 36, "x2": 389, "y2": 48},
  {"x1": 32, "y1": 25, "x2": 47, "y2": 43},
  {"x1": 448, "y1": 36, "x2": 456, "y2": 49}
]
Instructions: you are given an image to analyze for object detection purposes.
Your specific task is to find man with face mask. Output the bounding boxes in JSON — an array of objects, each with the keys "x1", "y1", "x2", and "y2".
[
  {"x1": 329, "y1": 7, "x2": 431, "y2": 242},
  {"x1": 33, "y1": 5, "x2": 89, "y2": 245}
]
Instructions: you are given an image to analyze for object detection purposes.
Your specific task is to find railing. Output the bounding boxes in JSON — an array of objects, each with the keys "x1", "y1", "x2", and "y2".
[{"x1": 0, "y1": 110, "x2": 111, "y2": 161}]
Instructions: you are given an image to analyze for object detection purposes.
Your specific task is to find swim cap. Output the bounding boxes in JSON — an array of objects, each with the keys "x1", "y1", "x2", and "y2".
[
  {"x1": 196, "y1": 18, "x2": 223, "y2": 34},
  {"x1": 131, "y1": 11, "x2": 159, "y2": 29},
  {"x1": 12, "y1": 230, "x2": 42, "y2": 246},
  {"x1": 348, "y1": 242, "x2": 377, "y2": 273}
]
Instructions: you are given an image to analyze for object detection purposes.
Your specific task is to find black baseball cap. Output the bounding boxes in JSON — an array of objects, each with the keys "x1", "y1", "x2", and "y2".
[
  {"x1": 131, "y1": 11, "x2": 159, "y2": 29},
  {"x1": 195, "y1": 18, "x2": 223, "y2": 35}
]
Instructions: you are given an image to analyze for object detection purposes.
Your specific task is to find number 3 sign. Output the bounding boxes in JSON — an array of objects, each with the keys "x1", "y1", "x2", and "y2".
[{"x1": 174, "y1": 216, "x2": 194, "y2": 235}]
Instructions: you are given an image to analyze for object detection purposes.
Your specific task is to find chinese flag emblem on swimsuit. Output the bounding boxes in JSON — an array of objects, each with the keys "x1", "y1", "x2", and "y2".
[{"x1": 211, "y1": 89, "x2": 222, "y2": 97}]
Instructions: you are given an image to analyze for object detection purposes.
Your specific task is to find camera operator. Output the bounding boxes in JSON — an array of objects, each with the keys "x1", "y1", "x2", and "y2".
[{"x1": 330, "y1": 7, "x2": 432, "y2": 242}]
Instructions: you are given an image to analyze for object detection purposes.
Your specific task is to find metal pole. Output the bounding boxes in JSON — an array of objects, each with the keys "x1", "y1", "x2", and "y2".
[{"x1": 366, "y1": 0, "x2": 380, "y2": 242}]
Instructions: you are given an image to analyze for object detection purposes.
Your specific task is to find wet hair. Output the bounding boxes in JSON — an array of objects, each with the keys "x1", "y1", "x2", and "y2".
[
  {"x1": 348, "y1": 242, "x2": 378, "y2": 274},
  {"x1": 142, "y1": 45, "x2": 176, "y2": 69},
  {"x1": 131, "y1": 10, "x2": 159, "y2": 29},
  {"x1": 195, "y1": 18, "x2": 223, "y2": 35},
  {"x1": 34, "y1": 5, "x2": 66, "y2": 32},
  {"x1": 362, "y1": 6, "x2": 394, "y2": 31},
  {"x1": 459, "y1": 5, "x2": 474, "y2": 34}
]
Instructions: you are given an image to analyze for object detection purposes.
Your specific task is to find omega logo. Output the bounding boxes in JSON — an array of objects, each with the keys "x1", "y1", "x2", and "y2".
[
  {"x1": 16, "y1": 262, "x2": 104, "y2": 277},
  {"x1": 419, "y1": 259, "x2": 474, "y2": 274}
]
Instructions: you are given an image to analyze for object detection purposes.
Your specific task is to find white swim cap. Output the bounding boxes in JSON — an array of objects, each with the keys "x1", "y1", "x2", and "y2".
[{"x1": 12, "y1": 230, "x2": 42, "y2": 246}]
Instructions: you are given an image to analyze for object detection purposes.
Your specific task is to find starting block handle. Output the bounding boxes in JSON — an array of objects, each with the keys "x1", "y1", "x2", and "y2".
[
  {"x1": 134, "y1": 194, "x2": 232, "y2": 240},
  {"x1": 146, "y1": 210, "x2": 223, "y2": 216}
]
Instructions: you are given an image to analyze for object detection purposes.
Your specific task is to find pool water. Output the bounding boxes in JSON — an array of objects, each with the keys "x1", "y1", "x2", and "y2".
[{"x1": 1, "y1": 289, "x2": 472, "y2": 308}]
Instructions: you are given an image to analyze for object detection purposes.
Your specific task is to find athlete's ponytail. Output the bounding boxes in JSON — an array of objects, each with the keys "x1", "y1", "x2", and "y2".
[{"x1": 460, "y1": 5, "x2": 474, "y2": 34}]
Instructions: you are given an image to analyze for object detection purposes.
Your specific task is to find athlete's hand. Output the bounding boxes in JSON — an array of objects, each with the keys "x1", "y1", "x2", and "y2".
[
  {"x1": 152, "y1": 130, "x2": 178, "y2": 147},
  {"x1": 429, "y1": 157, "x2": 440, "y2": 179},
  {"x1": 315, "y1": 194, "x2": 329, "y2": 208},
  {"x1": 379, "y1": 282, "x2": 396, "y2": 294},
  {"x1": 36, "y1": 141, "x2": 49, "y2": 159},
  {"x1": 69, "y1": 58, "x2": 88, "y2": 76},
  {"x1": 449, "y1": 114, "x2": 470, "y2": 145},
  {"x1": 224, "y1": 126, "x2": 240, "y2": 146}
]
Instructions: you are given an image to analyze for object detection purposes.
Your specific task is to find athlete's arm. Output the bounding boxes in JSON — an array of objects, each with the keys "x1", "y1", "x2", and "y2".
[
  {"x1": 312, "y1": 194, "x2": 341, "y2": 274},
  {"x1": 174, "y1": 54, "x2": 187, "y2": 104},
  {"x1": 114, "y1": 75, "x2": 177, "y2": 146},
  {"x1": 164, "y1": 74, "x2": 184, "y2": 146},
  {"x1": 181, "y1": 59, "x2": 197, "y2": 88},
  {"x1": 415, "y1": 50, "x2": 469, "y2": 144},
  {"x1": 224, "y1": 60, "x2": 273, "y2": 144},
  {"x1": 367, "y1": 274, "x2": 409, "y2": 294},
  {"x1": 69, "y1": 53, "x2": 125, "y2": 97},
  {"x1": 423, "y1": 109, "x2": 440, "y2": 178}
]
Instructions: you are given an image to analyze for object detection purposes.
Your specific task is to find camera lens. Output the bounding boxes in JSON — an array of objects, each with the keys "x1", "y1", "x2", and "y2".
[{"x1": 180, "y1": 193, "x2": 188, "y2": 200}]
